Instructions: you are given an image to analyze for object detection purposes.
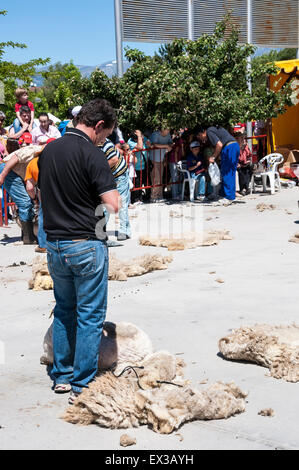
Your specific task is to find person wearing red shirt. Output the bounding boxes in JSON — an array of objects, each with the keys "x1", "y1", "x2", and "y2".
[{"x1": 14, "y1": 88, "x2": 35, "y2": 133}]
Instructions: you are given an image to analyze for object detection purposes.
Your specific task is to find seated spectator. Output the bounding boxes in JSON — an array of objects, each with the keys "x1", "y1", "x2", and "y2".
[
  {"x1": 8, "y1": 106, "x2": 36, "y2": 140},
  {"x1": 186, "y1": 141, "x2": 206, "y2": 202},
  {"x1": 235, "y1": 133, "x2": 253, "y2": 195},
  {"x1": 14, "y1": 88, "x2": 35, "y2": 133},
  {"x1": 31, "y1": 113, "x2": 61, "y2": 144},
  {"x1": 149, "y1": 129, "x2": 173, "y2": 202},
  {"x1": 128, "y1": 130, "x2": 152, "y2": 204}
]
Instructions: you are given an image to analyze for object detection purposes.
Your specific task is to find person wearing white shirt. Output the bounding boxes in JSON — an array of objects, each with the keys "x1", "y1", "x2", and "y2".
[{"x1": 31, "y1": 113, "x2": 61, "y2": 144}]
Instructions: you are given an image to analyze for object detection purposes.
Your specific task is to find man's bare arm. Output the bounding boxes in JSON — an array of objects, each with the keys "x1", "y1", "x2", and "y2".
[
  {"x1": 209, "y1": 141, "x2": 223, "y2": 163},
  {"x1": 8, "y1": 123, "x2": 29, "y2": 140},
  {"x1": 0, "y1": 154, "x2": 19, "y2": 185},
  {"x1": 100, "y1": 189, "x2": 121, "y2": 214},
  {"x1": 26, "y1": 178, "x2": 36, "y2": 199}
]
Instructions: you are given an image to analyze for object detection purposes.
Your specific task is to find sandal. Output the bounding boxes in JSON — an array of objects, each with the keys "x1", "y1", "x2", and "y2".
[
  {"x1": 68, "y1": 390, "x2": 80, "y2": 405},
  {"x1": 54, "y1": 383, "x2": 71, "y2": 393}
]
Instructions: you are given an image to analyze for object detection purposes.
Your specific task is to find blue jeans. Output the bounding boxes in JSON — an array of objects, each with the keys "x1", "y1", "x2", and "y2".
[
  {"x1": 105, "y1": 170, "x2": 131, "y2": 237},
  {"x1": 46, "y1": 239, "x2": 109, "y2": 393},
  {"x1": 12, "y1": 118, "x2": 36, "y2": 133},
  {"x1": 0, "y1": 163, "x2": 34, "y2": 221},
  {"x1": 37, "y1": 203, "x2": 47, "y2": 248},
  {"x1": 191, "y1": 173, "x2": 206, "y2": 196}
]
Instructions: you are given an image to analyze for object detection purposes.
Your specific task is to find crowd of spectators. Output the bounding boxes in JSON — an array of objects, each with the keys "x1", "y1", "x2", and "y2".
[{"x1": 0, "y1": 87, "x2": 261, "y2": 247}]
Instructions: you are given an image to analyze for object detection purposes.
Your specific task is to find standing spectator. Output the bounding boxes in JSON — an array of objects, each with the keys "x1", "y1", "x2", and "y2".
[
  {"x1": 128, "y1": 130, "x2": 152, "y2": 204},
  {"x1": 168, "y1": 132, "x2": 184, "y2": 200},
  {"x1": 186, "y1": 141, "x2": 206, "y2": 201},
  {"x1": 38, "y1": 99, "x2": 119, "y2": 403},
  {"x1": 0, "y1": 141, "x2": 43, "y2": 244},
  {"x1": 65, "y1": 106, "x2": 82, "y2": 131},
  {"x1": 197, "y1": 126, "x2": 240, "y2": 202},
  {"x1": 98, "y1": 138, "x2": 131, "y2": 241},
  {"x1": 0, "y1": 111, "x2": 8, "y2": 151},
  {"x1": 8, "y1": 106, "x2": 36, "y2": 140},
  {"x1": 254, "y1": 120, "x2": 266, "y2": 160},
  {"x1": 14, "y1": 88, "x2": 35, "y2": 133},
  {"x1": 149, "y1": 129, "x2": 173, "y2": 202},
  {"x1": 24, "y1": 138, "x2": 56, "y2": 253},
  {"x1": 31, "y1": 113, "x2": 61, "y2": 144}
]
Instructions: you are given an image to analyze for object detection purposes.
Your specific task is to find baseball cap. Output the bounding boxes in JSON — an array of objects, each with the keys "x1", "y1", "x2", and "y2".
[
  {"x1": 19, "y1": 132, "x2": 32, "y2": 145},
  {"x1": 190, "y1": 141, "x2": 201, "y2": 148}
]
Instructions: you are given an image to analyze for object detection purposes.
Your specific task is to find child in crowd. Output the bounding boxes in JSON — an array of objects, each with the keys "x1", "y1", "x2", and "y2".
[
  {"x1": 120, "y1": 142, "x2": 138, "y2": 208},
  {"x1": 186, "y1": 141, "x2": 207, "y2": 202},
  {"x1": 14, "y1": 88, "x2": 35, "y2": 133}
]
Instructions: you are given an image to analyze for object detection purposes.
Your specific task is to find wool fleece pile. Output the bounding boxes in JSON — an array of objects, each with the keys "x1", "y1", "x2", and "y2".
[
  {"x1": 41, "y1": 321, "x2": 247, "y2": 433},
  {"x1": 219, "y1": 324, "x2": 299, "y2": 382},
  {"x1": 29, "y1": 253, "x2": 173, "y2": 290},
  {"x1": 139, "y1": 229, "x2": 233, "y2": 251}
]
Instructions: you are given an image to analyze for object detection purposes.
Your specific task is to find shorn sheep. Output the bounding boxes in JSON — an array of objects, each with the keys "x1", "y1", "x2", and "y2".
[
  {"x1": 29, "y1": 253, "x2": 173, "y2": 290},
  {"x1": 139, "y1": 230, "x2": 233, "y2": 251},
  {"x1": 40, "y1": 321, "x2": 154, "y2": 373},
  {"x1": 41, "y1": 321, "x2": 247, "y2": 433},
  {"x1": 219, "y1": 324, "x2": 299, "y2": 383}
]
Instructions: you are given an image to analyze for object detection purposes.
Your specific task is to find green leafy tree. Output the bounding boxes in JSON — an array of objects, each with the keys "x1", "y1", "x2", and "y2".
[
  {"x1": 0, "y1": 10, "x2": 49, "y2": 124},
  {"x1": 116, "y1": 17, "x2": 293, "y2": 133},
  {"x1": 40, "y1": 61, "x2": 82, "y2": 118}
]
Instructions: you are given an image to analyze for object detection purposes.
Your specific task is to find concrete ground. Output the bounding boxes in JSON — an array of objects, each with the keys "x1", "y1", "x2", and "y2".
[{"x1": 0, "y1": 186, "x2": 298, "y2": 450}]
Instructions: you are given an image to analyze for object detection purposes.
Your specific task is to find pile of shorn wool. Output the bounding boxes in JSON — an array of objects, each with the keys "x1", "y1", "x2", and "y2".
[
  {"x1": 219, "y1": 324, "x2": 299, "y2": 383},
  {"x1": 29, "y1": 253, "x2": 173, "y2": 290},
  {"x1": 41, "y1": 321, "x2": 247, "y2": 433},
  {"x1": 139, "y1": 229, "x2": 233, "y2": 251}
]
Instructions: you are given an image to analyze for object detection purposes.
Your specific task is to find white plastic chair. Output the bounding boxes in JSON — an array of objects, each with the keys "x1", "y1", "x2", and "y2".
[
  {"x1": 176, "y1": 160, "x2": 196, "y2": 201},
  {"x1": 250, "y1": 153, "x2": 284, "y2": 195}
]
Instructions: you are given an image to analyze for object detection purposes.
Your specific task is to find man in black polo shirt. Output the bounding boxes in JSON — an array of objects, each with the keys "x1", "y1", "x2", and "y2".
[
  {"x1": 38, "y1": 99, "x2": 120, "y2": 404},
  {"x1": 196, "y1": 126, "x2": 240, "y2": 202}
]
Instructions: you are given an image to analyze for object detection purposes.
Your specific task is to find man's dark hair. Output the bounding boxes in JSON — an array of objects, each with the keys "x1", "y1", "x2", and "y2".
[
  {"x1": 66, "y1": 107, "x2": 73, "y2": 119},
  {"x1": 19, "y1": 105, "x2": 31, "y2": 115},
  {"x1": 194, "y1": 125, "x2": 208, "y2": 135},
  {"x1": 39, "y1": 112, "x2": 49, "y2": 119},
  {"x1": 75, "y1": 99, "x2": 116, "y2": 129}
]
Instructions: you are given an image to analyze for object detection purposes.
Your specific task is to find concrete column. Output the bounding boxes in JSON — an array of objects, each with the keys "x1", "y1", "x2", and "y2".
[
  {"x1": 188, "y1": 0, "x2": 194, "y2": 41},
  {"x1": 114, "y1": 0, "x2": 123, "y2": 77},
  {"x1": 247, "y1": 0, "x2": 253, "y2": 151}
]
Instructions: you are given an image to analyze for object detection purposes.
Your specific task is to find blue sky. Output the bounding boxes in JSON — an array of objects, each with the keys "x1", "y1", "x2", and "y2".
[{"x1": 1, "y1": 1, "x2": 160, "y2": 65}]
